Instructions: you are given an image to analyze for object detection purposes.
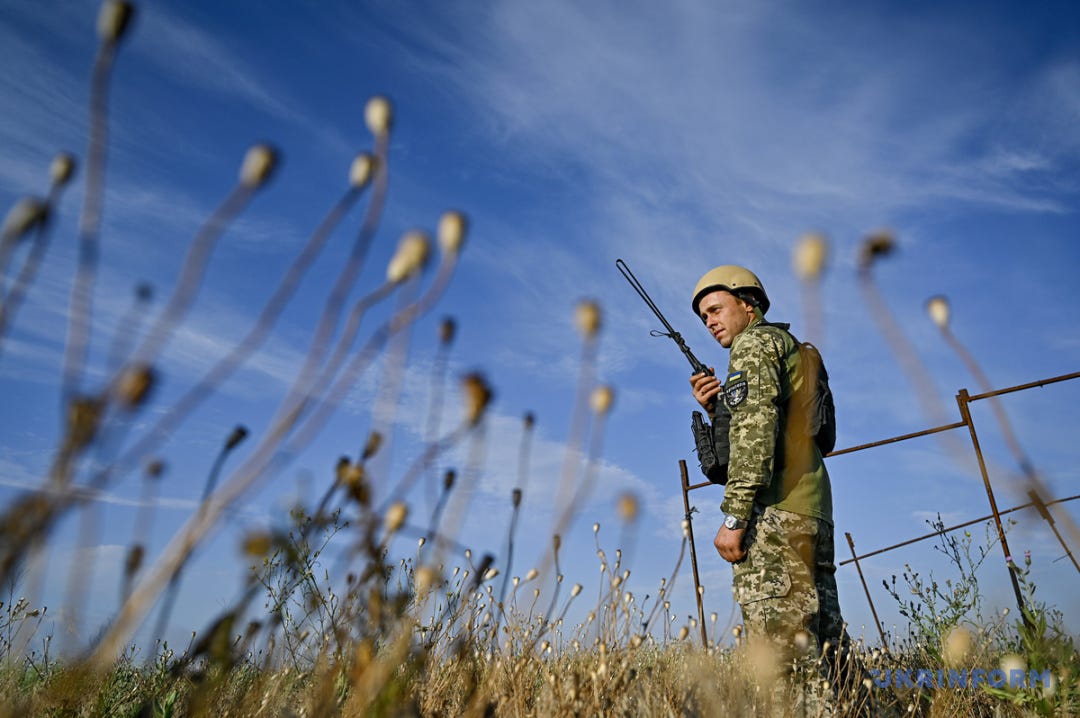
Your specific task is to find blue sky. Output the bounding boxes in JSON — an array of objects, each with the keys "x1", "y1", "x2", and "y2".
[{"x1": 2, "y1": 0, "x2": 1079, "y2": 655}]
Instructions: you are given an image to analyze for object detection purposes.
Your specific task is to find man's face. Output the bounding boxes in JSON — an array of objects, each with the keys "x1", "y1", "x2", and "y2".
[{"x1": 698, "y1": 290, "x2": 755, "y2": 348}]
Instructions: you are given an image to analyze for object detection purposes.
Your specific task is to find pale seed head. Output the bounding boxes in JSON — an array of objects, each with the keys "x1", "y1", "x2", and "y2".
[
  {"x1": 926, "y1": 295, "x2": 951, "y2": 329},
  {"x1": 50, "y1": 153, "x2": 76, "y2": 187},
  {"x1": 364, "y1": 96, "x2": 393, "y2": 136},
  {"x1": 239, "y1": 144, "x2": 279, "y2": 188},
  {"x1": 437, "y1": 210, "x2": 468, "y2": 254},
  {"x1": 999, "y1": 653, "x2": 1026, "y2": 682},
  {"x1": 943, "y1": 626, "x2": 972, "y2": 666},
  {"x1": 349, "y1": 152, "x2": 375, "y2": 188},
  {"x1": 384, "y1": 502, "x2": 408, "y2": 533},
  {"x1": 415, "y1": 567, "x2": 436, "y2": 596},
  {"x1": 386, "y1": 230, "x2": 431, "y2": 284},
  {"x1": 2, "y1": 197, "x2": 48, "y2": 241},
  {"x1": 97, "y1": 1, "x2": 135, "y2": 43},
  {"x1": 793, "y1": 232, "x2": 829, "y2": 281},
  {"x1": 574, "y1": 300, "x2": 602, "y2": 338},
  {"x1": 590, "y1": 385, "x2": 615, "y2": 415}
]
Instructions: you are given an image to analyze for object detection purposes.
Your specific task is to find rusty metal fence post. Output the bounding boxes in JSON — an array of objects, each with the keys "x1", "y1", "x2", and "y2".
[
  {"x1": 955, "y1": 388, "x2": 1028, "y2": 619},
  {"x1": 844, "y1": 532, "x2": 887, "y2": 650},
  {"x1": 679, "y1": 459, "x2": 709, "y2": 648}
]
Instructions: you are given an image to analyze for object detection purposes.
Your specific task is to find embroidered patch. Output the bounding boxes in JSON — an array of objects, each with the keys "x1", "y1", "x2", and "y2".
[{"x1": 724, "y1": 379, "x2": 748, "y2": 407}]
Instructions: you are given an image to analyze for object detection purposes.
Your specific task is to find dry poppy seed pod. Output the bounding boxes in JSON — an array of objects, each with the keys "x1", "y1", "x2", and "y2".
[
  {"x1": 385, "y1": 502, "x2": 408, "y2": 533},
  {"x1": 124, "y1": 544, "x2": 144, "y2": 577},
  {"x1": 857, "y1": 230, "x2": 896, "y2": 271},
  {"x1": 943, "y1": 626, "x2": 972, "y2": 666},
  {"x1": 386, "y1": 230, "x2": 431, "y2": 284},
  {"x1": 793, "y1": 232, "x2": 829, "y2": 281},
  {"x1": 2, "y1": 197, "x2": 48, "y2": 241},
  {"x1": 224, "y1": 425, "x2": 249, "y2": 451},
  {"x1": 98, "y1": 0, "x2": 134, "y2": 43},
  {"x1": 335, "y1": 456, "x2": 350, "y2": 483},
  {"x1": 590, "y1": 385, "x2": 614, "y2": 415},
  {"x1": 999, "y1": 653, "x2": 1026, "y2": 682},
  {"x1": 460, "y1": 372, "x2": 493, "y2": 425},
  {"x1": 349, "y1": 152, "x2": 375, "y2": 188},
  {"x1": 415, "y1": 566, "x2": 436, "y2": 595},
  {"x1": 242, "y1": 532, "x2": 273, "y2": 557},
  {"x1": 145, "y1": 459, "x2": 165, "y2": 479},
  {"x1": 117, "y1": 363, "x2": 154, "y2": 407},
  {"x1": 361, "y1": 431, "x2": 383, "y2": 461},
  {"x1": 574, "y1": 300, "x2": 601, "y2": 338},
  {"x1": 926, "y1": 295, "x2": 950, "y2": 329},
  {"x1": 616, "y1": 492, "x2": 638, "y2": 522},
  {"x1": 50, "y1": 153, "x2": 76, "y2": 187},
  {"x1": 437, "y1": 210, "x2": 468, "y2": 254},
  {"x1": 438, "y1": 317, "x2": 456, "y2": 345},
  {"x1": 239, "y1": 144, "x2": 278, "y2": 188},
  {"x1": 344, "y1": 464, "x2": 369, "y2": 505},
  {"x1": 364, "y1": 96, "x2": 393, "y2": 136}
]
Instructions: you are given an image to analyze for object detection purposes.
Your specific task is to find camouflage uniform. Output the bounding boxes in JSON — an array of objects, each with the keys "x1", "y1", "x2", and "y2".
[{"x1": 721, "y1": 318, "x2": 856, "y2": 714}]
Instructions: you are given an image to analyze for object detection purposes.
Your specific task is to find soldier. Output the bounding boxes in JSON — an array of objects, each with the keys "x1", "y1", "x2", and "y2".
[{"x1": 688, "y1": 265, "x2": 857, "y2": 714}]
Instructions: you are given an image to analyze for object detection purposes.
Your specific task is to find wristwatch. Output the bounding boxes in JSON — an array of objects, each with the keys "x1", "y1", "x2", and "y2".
[{"x1": 723, "y1": 514, "x2": 747, "y2": 530}]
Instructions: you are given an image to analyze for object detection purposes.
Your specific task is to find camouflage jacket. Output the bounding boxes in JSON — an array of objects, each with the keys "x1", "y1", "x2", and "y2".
[{"x1": 719, "y1": 318, "x2": 833, "y2": 524}]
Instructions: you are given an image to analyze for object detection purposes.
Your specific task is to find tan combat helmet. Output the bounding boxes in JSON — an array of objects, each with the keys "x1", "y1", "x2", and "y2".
[{"x1": 691, "y1": 265, "x2": 770, "y2": 317}]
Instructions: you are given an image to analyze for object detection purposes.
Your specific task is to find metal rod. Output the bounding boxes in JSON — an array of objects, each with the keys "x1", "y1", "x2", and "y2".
[
  {"x1": 825, "y1": 421, "x2": 967, "y2": 458},
  {"x1": 685, "y1": 421, "x2": 968, "y2": 494},
  {"x1": 680, "y1": 459, "x2": 709, "y2": 648},
  {"x1": 966, "y1": 370, "x2": 1080, "y2": 403},
  {"x1": 1026, "y1": 489, "x2": 1080, "y2": 575},
  {"x1": 956, "y1": 389, "x2": 1029, "y2": 622},
  {"x1": 845, "y1": 532, "x2": 887, "y2": 650},
  {"x1": 839, "y1": 493, "x2": 1080, "y2": 566}
]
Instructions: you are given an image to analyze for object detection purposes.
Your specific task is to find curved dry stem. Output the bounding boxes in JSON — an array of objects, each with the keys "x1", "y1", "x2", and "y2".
[{"x1": 62, "y1": 38, "x2": 121, "y2": 403}]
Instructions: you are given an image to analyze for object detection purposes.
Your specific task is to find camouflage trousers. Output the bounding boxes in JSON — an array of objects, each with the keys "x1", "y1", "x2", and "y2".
[{"x1": 732, "y1": 505, "x2": 866, "y2": 716}]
